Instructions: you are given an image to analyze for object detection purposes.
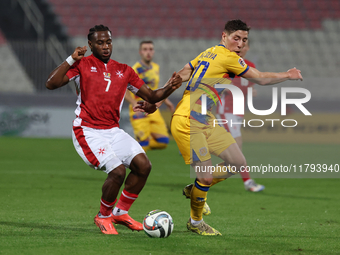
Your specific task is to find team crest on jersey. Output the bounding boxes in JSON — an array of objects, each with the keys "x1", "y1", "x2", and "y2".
[
  {"x1": 238, "y1": 58, "x2": 246, "y2": 67},
  {"x1": 199, "y1": 147, "x2": 208, "y2": 156},
  {"x1": 103, "y1": 72, "x2": 111, "y2": 79},
  {"x1": 116, "y1": 70, "x2": 124, "y2": 78}
]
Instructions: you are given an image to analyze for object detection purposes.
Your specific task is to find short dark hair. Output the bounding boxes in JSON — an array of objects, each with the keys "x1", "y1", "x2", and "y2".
[
  {"x1": 88, "y1": 25, "x2": 111, "y2": 41},
  {"x1": 139, "y1": 40, "x2": 153, "y2": 48},
  {"x1": 224, "y1": 20, "x2": 250, "y2": 34}
]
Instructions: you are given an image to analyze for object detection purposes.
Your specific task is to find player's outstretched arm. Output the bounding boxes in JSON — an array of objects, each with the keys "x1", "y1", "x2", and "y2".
[
  {"x1": 177, "y1": 63, "x2": 193, "y2": 82},
  {"x1": 242, "y1": 66, "x2": 303, "y2": 86},
  {"x1": 46, "y1": 46, "x2": 87, "y2": 90},
  {"x1": 136, "y1": 72, "x2": 182, "y2": 104}
]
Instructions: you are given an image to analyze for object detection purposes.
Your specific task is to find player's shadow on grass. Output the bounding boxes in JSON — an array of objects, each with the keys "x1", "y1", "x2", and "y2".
[{"x1": 0, "y1": 221, "x2": 94, "y2": 234}]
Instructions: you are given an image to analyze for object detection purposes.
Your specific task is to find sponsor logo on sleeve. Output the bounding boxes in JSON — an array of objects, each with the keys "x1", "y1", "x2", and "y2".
[{"x1": 238, "y1": 58, "x2": 246, "y2": 67}]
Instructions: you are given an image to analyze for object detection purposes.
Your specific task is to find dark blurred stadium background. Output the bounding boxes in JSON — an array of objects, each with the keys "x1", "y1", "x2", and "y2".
[{"x1": 0, "y1": 0, "x2": 339, "y2": 142}]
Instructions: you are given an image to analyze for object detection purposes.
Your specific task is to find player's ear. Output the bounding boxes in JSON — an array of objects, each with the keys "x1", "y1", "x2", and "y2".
[
  {"x1": 88, "y1": 40, "x2": 93, "y2": 51},
  {"x1": 222, "y1": 31, "x2": 227, "y2": 40}
]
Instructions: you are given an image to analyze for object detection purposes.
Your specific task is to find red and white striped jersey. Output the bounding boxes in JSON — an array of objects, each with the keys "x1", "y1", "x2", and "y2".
[
  {"x1": 217, "y1": 59, "x2": 256, "y2": 117},
  {"x1": 66, "y1": 54, "x2": 144, "y2": 129}
]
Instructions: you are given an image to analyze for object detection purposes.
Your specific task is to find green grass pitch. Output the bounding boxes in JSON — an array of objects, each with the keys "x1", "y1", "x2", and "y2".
[{"x1": 0, "y1": 137, "x2": 339, "y2": 254}]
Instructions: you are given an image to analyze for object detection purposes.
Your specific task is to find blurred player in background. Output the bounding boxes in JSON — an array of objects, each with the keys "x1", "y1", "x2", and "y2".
[
  {"x1": 216, "y1": 40, "x2": 265, "y2": 192},
  {"x1": 46, "y1": 25, "x2": 182, "y2": 235},
  {"x1": 125, "y1": 41, "x2": 174, "y2": 152},
  {"x1": 165, "y1": 20, "x2": 303, "y2": 236}
]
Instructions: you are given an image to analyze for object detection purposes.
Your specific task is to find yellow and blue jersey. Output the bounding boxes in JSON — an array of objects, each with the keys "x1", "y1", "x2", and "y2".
[
  {"x1": 131, "y1": 61, "x2": 159, "y2": 95},
  {"x1": 173, "y1": 44, "x2": 249, "y2": 125},
  {"x1": 129, "y1": 61, "x2": 160, "y2": 116},
  {"x1": 128, "y1": 61, "x2": 169, "y2": 150}
]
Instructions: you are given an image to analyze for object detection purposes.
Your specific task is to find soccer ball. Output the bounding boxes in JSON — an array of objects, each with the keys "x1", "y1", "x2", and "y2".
[{"x1": 143, "y1": 210, "x2": 174, "y2": 238}]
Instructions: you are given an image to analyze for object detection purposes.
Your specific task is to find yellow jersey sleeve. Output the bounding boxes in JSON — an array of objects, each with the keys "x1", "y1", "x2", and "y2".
[
  {"x1": 225, "y1": 54, "x2": 249, "y2": 76},
  {"x1": 189, "y1": 52, "x2": 204, "y2": 70}
]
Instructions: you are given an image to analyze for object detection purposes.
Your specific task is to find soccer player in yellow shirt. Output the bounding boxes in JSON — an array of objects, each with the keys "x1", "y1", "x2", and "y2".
[
  {"x1": 170, "y1": 20, "x2": 303, "y2": 236},
  {"x1": 135, "y1": 20, "x2": 302, "y2": 236},
  {"x1": 125, "y1": 41, "x2": 174, "y2": 152}
]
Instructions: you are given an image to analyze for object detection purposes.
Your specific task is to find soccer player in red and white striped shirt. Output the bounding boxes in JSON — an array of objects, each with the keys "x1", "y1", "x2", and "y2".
[{"x1": 46, "y1": 25, "x2": 182, "y2": 235}]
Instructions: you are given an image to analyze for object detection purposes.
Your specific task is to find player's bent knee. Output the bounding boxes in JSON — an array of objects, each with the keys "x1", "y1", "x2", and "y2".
[
  {"x1": 138, "y1": 158, "x2": 152, "y2": 177},
  {"x1": 130, "y1": 154, "x2": 152, "y2": 178},
  {"x1": 140, "y1": 162, "x2": 152, "y2": 178},
  {"x1": 107, "y1": 164, "x2": 126, "y2": 182},
  {"x1": 198, "y1": 177, "x2": 213, "y2": 186}
]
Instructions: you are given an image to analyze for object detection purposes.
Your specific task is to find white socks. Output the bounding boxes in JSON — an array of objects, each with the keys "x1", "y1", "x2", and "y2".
[
  {"x1": 98, "y1": 212, "x2": 111, "y2": 218},
  {"x1": 190, "y1": 218, "x2": 203, "y2": 226},
  {"x1": 112, "y1": 207, "x2": 128, "y2": 216}
]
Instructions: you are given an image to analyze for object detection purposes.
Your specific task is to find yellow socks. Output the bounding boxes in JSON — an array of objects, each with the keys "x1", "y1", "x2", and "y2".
[
  {"x1": 210, "y1": 162, "x2": 237, "y2": 187},
  {"x1": 190, "y1": 179, "x2": 211, "y2": 221}
]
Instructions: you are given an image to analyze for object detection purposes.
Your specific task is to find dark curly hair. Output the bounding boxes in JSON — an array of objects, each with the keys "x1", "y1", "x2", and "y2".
[{"x1": 88, "y1": 25, "x2": 111, "y2": 41}]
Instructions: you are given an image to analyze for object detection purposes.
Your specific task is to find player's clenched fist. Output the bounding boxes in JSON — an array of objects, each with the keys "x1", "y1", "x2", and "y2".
[
  {"x1": 133, "y1": 101, "x2": 157, "y2": 115},
  {"x1": 71, "y1": 46, "x2": 87, "y2": 61},
  {"x1": 287, "y1": 67, "x2": 303, "y2": 81}
]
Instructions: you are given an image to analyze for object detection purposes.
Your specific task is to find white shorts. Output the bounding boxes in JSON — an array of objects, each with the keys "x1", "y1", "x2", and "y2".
[
  {"x1": 216, "y1": 113, "x2": 243, "y2": 138},
  {"x1": 72, "y1": 123, "x2": 145, "y2": 174}
]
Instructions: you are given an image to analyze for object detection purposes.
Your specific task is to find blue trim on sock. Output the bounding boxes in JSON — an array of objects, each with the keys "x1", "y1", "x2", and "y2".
[
  {"x1": 224, "y1": 162, "x2": 235, "y2": 175},
  {"x1": 156, "y1": 137, "x2": 169, "y2": 144},
  {"x1": 139, "y1": 140, "x2": 149, "y2": 147},
  {"x1": 194, "y1": 179, "x2": 210, "y2": 192}
]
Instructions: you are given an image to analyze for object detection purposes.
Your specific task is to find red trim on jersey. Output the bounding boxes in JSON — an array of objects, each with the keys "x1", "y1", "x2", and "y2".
[{"x1": 73, "y1": 126, "x2": 100, "y2": 167}]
